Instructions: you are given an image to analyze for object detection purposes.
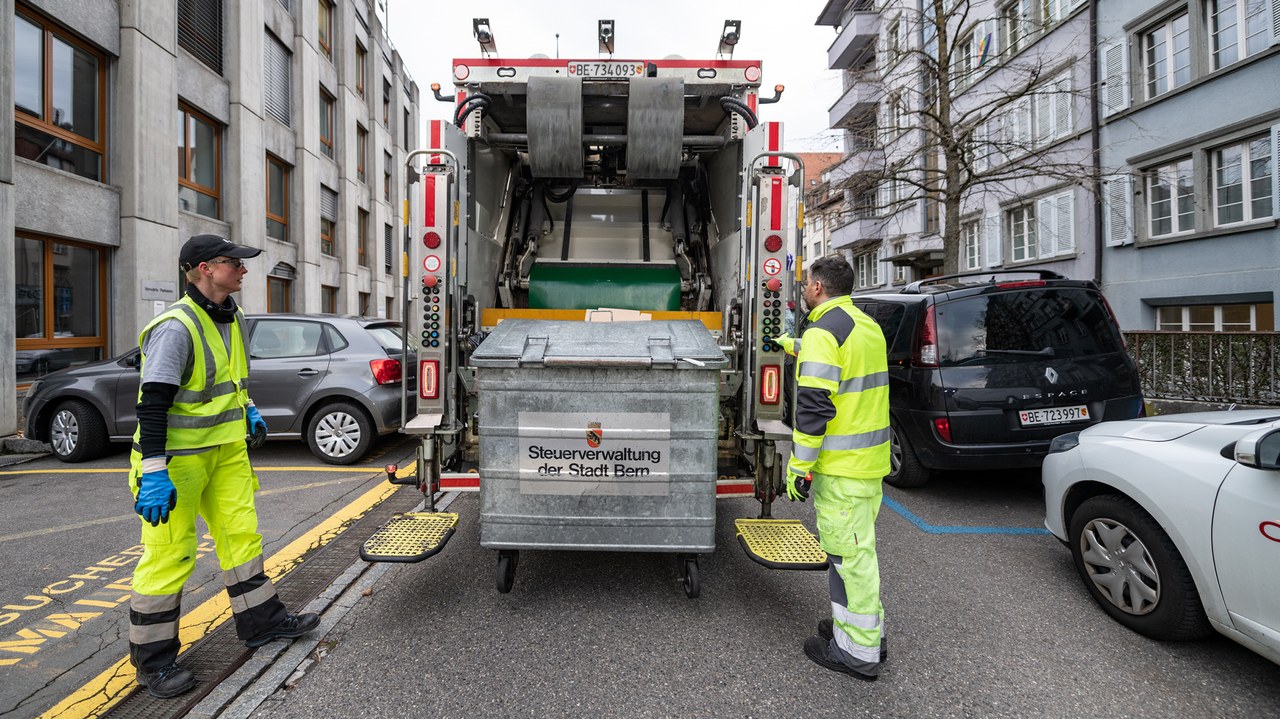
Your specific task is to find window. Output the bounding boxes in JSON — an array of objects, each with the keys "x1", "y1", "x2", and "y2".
[
  {"x1": 383, "y1": 79, "x2": 391, "y2": 126},
  {"x1": 1144, "y1": 14, "x2": 1190, "y2": 99},
  {"x1": 1213, "y1": 135, "x2": 1272, "y2": 226},
  {"x1": 1146, "y1": 158, "x2": 1194, "y2": 237},
  {"x1": 1034, "y1": 73, "x2": 1072, "y2": 146},
  {"x1": 1007, "y1": 204, "x2": 1036, "y2": 262},
  {"x1": 1041, "y1": 0, "x2": 1083, "y2": 26},
  {"x1": 1211, "y1": 0, "x2": 1270, "y2": 70},
  {"x1": 321, "y1": 285, "x2": 338, "y2": 313},
  {"x1": 854, "y1": 249, "x2": 881, "y2": 289},
  {"x1": 962, "y1": 221, "x2": 981, "y2": 270},
  {"x1": 384, "y1": 223, "x2": 394, "y2": 273},
  {"x1": 893, "y1": 242, "x2": 907, "y2": 283},
  {"x1": 358, "y1": 209, "x2": 370, "y2": 266},
  {"x1": 317, "y1": 0, "x2": 333, "y2": 60},
  {"x1": 266, "y1": 155, "x2": 289, "y2": 242},
  {"x1": 356, "y1": 125, "x2": 368, "y2": 183},
  {"x1": 14, "y1": 234, "x2": 106, "y2": 385},
  {"x1": 320, "y1": 88, "x2": 335, "y2": 159},
  {"x1": 267, "y1": 276, "x2": 292, "y2": 312},
  {"x1": 250, "y1": 319, "x2": 324, "y2": 357},
  {"x1": 404, "y1": 108, "x2": 411, "y2": 148},
  {"x1": 359, "y1": 292, "x2": 371, "y2": 316},
  {"x1": 887, "y1": 18, "x2": 901, "y2": 54},
  {"x1": 177, "y1": 0, "x2": 223, "y2": 74},
  {"x1": 1156, "y1": 303, "x2": 1275, "y2": 331},
  {"x1": 384, "y1": 152, "x2": 392, "y2": 201},
  {"x1": 320, "y1": 185, "x2": 338, "y2": 256},
  {"x1": 385, "y1": 296, "x2": 393, "y2": 320},
  {"x1": 13, "y1": 9, "x2": 106, "y2": 181},
  {"x1": 355, "y1": 42, "x2": 367, "y2": 98},
  {"x1": 264, "y1": 30, "x2": 292, "y2": 126},
  {"x1": 1002, "y1": 0, "x2": 1028, "y2": 54},
  {"x1": 178, "y1": 103, "x2": 221, "y2": 218}
]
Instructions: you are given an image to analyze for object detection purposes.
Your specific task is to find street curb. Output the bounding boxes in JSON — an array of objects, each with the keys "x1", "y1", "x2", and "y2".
[{"x1": 0, "y1": 453, "x2": 50, "y2": 467}]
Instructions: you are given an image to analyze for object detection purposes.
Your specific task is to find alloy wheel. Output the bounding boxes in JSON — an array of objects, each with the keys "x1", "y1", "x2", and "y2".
[
  {"x1": 1079, "y1": 517, "x2": 1161, "y2": 615},
  {"x1": 314, "y1": 411, "x2": 363, "y2": 459},
  {"x1": 889, "y1": 427, "x2": 903, "y2": 476},
  {"x1": 50, "y1": 409, "x2": 80, "y2": 458}
]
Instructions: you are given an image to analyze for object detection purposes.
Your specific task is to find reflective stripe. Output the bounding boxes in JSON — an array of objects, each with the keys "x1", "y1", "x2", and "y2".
[
  {"x1": 837, "y1": 371, "x2": 889, "y2": 395},
  {"x1": 823, "y1": 427, "x2": 892, "y2": 451},
  {"x1": 798, "y1": 361, "x2": 842, "y2": 383},
  {"x1": 173, "y1": 304, "x2": 217, "y2": 401},
  {"x1": 129, "y1": 619, "x2": 178, "y2": 645},
  {"x1": 832, "y1": 603, "x2": 882, "y2": 631},
  {"x1": 175, "y1": 380, "x2": 241, "y2": 405},
  {"x1": 131, "y1": 593, "x2": 181, "y2": 614},
  {"x1": 792, "y1": 444, "x2": 821, "y2": 462},
  {"x1": 834, "y1": 629, "x2": 882, "y2": 664},
  {"x1": 167, "y1": 407, "x2": 246, "y2": 429},
  {"x1": 228, "y1": 581, "x2": 279, "y2": 614},
  {"x1": 223, "y1": 555, "x2": 266, "y2": 586}
]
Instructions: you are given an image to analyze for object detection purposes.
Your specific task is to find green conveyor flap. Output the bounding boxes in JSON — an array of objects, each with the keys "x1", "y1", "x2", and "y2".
[{"x1": 528, "y1": 263, "x2": 682, "y2": 311}]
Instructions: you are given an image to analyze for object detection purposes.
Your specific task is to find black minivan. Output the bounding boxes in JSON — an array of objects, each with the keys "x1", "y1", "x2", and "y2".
[{"x1": 851, "y1": 270, "x2": 1143, "y2": 488}]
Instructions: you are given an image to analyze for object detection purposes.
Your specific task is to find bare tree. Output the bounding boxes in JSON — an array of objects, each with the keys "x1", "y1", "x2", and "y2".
[{"x1": 831, "y1": 0, "x2": 1101, "y2": 276}]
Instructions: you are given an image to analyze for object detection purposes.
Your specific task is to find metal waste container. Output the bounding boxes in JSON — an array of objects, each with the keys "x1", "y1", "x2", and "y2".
[{"x1": 470, "y1": 319, "x2": 727, "y2": 554}]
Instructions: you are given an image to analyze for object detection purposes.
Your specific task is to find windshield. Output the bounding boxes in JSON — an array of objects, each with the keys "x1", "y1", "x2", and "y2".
[
  {"x1": 935, "y1": 288, "x2": 1124, "y2": 366},
  {"x1": 365, "y1": 325, "x2": 404, "y2": 352}
]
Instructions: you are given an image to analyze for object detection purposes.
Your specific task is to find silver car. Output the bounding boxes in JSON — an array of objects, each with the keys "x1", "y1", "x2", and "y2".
[
  {"x1": 1042, "y1": 410, "x2": 1280, "y2": 666},
  {"x1": 23, "y1": 314, "x2": 415, "y2": 465}
]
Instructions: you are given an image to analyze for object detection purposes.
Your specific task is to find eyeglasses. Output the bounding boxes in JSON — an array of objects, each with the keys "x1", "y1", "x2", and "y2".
[{"x1": 207, "y1": 258, "x2": 245, "y2": 269}]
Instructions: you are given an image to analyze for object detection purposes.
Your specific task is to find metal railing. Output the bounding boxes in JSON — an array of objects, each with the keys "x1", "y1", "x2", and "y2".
[{"x1": 1124, "y1": 331, "x2": 1280, "y2": 405}]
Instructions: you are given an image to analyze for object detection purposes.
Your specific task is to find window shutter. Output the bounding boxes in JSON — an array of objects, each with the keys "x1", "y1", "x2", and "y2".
[
  {"x1": 263, "y1": 31, "x2": 292, "y2": 127},
  {"x1": 1035, "y1": 84, "x2": 1053, "y2": 147},
  {"x1": 1035, "y1": 197, "x2": 1055, "y2": 259},
  {"x1": 1272, "y1": 124, "x2": 1280, "y2": 219},
  {"x1": 384, "y1": 224, "x2": 394, "y2": 272},
  {"x1": 1054, "y1": 191, "x2": 1074, "y2": 254},
  {"x1": 983, "y1": 214, "x2": 1002, "y2": 267},
  {"x1": 1102, "y1": 174, "x2": 1134, "y2": 245},
  {"x1": 1015, "y1": 97, "x2": 1033, "y2": 150},
  {"x1": 877, "y1": 182, "x2": 890, "y2": 216},
  {"x1": 320, "y1": 186, "x2": 338, "y2": 221},
  {"x1": 177, "y1": 0, "x2": 223, "y2": 74},
  {"x1": 1100, "y1": 40, "x2": 1130, "y2": 117},
  {"x1": 1053, "y1": 75, "x2": 1072, "y2": 140},
  {"x1": 1272, "y1": 0, "x2": 1280, "y2": 46}
]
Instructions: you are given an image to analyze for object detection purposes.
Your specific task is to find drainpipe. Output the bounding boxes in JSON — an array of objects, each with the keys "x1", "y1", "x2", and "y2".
[{"x1": 1090, "y1": 0, "x2": 1104, "y2": 286}]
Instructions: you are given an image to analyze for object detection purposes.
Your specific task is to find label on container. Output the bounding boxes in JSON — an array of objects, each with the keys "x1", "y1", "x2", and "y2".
[{"x1": 518, "y1": 412, "x2": 671, "y2": 496}]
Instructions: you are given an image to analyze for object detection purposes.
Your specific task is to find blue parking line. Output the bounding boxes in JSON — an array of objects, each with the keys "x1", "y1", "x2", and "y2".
[{"x1": 882, "y1": 496, "x2": 1052, "y2": 536}]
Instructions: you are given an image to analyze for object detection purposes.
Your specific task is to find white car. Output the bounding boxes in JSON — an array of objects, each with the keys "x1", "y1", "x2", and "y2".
[{"x1": 1043, "y1": 409, "x2": 1280, "y2": 665}]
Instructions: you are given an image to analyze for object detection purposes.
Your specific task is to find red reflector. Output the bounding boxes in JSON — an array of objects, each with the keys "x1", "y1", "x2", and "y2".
[
  {"x1": 420, "y1": 360, "x2": 440, "y2": 400},
  {"x1": 760, "y1": 365, "x2": 781, "y2": 405},
  {"x1": 423, "y1": 231, "x2": 441, "y2": 249},
  {"x1": 933, "y1": 417, "x2": 952, "y2": 443},
  {"x1": 764, "y1": 234, "x2": 783, "y2": 253},
  {"x1": 996, "y1": 280, "x2": 1046, "y2": 289},
  {"x1": 370, "y1": 358, "x2": 402, "y2": 385}
]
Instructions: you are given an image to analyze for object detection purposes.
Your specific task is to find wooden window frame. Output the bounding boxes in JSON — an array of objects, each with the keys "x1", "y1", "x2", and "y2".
[
  {"x1": 318, "y1": 0, "x2": 333, "y2": 60},
  {"x1": 355, "y1": 42, "x2": 367, "y2": 98},
  {"x1": 266, "y1": 154, "x2": 290, "y2": 242},
  {"x1": 321, "y1": 285, "x2": 338, "y2": 313},
  {"x1": 358, "y1": 291, "x2": 371, "y2": 316},
  {"x1": 267, "y1": 276, "x2": 292, "y2": 313},
  {"x1": 14, "y1": 6, "x2": 108, "y2": 181},
  {"x1": 320, "y1": 217, "x2": 335, "y2": 256},
  {"x1": 382, "y1": 78, "x2": 391, "y2": 126},
  {"x1": 320, "y1": 88, "x2": 335, "y2": 158},
  {"x1": 356, "y1": 125, "x2": 367, "y2": 183},
  {"x1": 383, "y1": 152, "x2": 392, "y2": 201},
  {"x1": 178, "y1": 101, "x2": 222, "y2": 218},
  {"x1": 358, "y1": 208, "x2": 370, "y2": 266},
  {"x1": 14, "y1": 232, "x2": 109, "y2": 386}
]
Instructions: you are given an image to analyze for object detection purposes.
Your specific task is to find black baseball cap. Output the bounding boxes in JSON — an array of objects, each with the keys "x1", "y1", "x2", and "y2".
[{"x1": 180, "y1": 234, "x2": 263, "y2": 271}]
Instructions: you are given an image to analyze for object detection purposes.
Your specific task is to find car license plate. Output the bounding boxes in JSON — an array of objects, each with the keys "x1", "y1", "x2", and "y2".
[
  {"x1": 567, "y1": 61, "x2": 646, "y2": 78},
  {"x1": 1019, "y1": 405, "x2": 1088, "y2": 426}
]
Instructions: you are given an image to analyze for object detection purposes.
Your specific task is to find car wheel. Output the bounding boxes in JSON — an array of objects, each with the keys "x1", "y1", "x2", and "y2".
[
  {"x1": 1068, "y1": 495, "x2": 1212, "y2": 641},
  {"x1": 306, "y1": 401, "x2": 374, "y2": 465},
  {"x1": 48, "y1": 400, "x2": 108, "y2": 463},
  {"x1": 885, "y1": 422, "x2": 931, "y2": 489}
]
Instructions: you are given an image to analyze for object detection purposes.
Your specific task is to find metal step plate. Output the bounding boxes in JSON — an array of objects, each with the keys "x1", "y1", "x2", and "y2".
[
  {"x1": 734, "y1": 519, "x2": 829, "y2": 571},
  {"x1": 360, "y1": 512, "x2": 459, "y2": 563}
]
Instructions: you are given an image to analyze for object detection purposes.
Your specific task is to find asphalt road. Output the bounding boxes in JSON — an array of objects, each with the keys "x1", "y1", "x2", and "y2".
[
  {"x1": 245, "y1": 470, "x2": 1280, "y2": 719},
  {"x1": 0, "y1": 433, "x2": 417, "y2": 719}
]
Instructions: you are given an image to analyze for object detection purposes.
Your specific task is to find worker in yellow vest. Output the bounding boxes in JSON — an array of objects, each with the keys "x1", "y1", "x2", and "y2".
[
  {"x1": 773, "y1": 255, "x2": 891, "y2": 681},
  {"x1": 127, "y1": 235, "x2": 318, "y2": 698}
]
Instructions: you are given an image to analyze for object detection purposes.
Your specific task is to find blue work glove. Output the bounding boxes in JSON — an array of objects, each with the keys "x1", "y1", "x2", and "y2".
[
  {"x1": 246, "y1": 405, "x2": 267, "y2": 449},
  {"x1": 785, "y1": 472, "x2": 811, "y2": 502},
  {"x1": 135, "y1": 466, "x2": 177, "y2": 526}
]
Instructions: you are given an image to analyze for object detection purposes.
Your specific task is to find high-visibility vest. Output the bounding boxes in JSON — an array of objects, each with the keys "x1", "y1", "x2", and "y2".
[
  {"x1": 783, "y1": 296, "x2": 891, "y2": 480},
  {"x1": 133, "y1": 295, "x2": 251, "y2": 452}
]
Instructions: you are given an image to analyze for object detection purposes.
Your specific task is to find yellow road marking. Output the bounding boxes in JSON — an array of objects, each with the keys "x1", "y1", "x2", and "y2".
[
  {"x1": 38, "y1": 465, "x2": 413, "y2": 719},
  {"x1": 0, "y1": 466, "x2": 395, "y2": 476}
]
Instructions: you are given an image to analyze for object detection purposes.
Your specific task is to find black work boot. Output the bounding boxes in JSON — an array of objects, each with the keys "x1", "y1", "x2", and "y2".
[
  {"x1": 135, "y1": 662, "x2": 196, "y2": 698},
  {"x1": 818, "y1": 618, "x2": 888, "y2": 662},
  {"x1": 245, "y1": 612, "x2": 320, "y2": 648},
  {"x1": 804, "y1": 636, "x2": 879, "y2": 681}
]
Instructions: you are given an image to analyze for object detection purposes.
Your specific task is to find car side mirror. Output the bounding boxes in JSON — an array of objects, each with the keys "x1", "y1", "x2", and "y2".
[{"x1": 1234, "y1": 427, "x2": 1280, "y2": 470}]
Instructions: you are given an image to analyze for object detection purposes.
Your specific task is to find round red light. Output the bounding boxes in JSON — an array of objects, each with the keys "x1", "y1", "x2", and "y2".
[
  {"x1": 423, "y1": 231, "x2": 441, "y2": 249},
  {"x1": 453, "y1": 64, "x2": 470, "y2": 81},
  {"x1": 745, "y1": 65, "x2": 761, "y2": 83},
  {"x1": 764, "y1": 234, "x2": 783, "y2": 253}
]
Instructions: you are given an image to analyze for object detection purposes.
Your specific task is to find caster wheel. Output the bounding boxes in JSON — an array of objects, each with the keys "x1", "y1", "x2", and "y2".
[
  {"x1": 682, "y1": 558, "x2": 701, "y2": 599},
  {"x1": 497, "y1": 550, "x2": 519, "y2": 594}
]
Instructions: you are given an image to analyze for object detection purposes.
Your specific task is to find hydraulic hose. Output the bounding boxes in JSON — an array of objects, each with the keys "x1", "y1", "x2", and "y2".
[
  {"x1": 454, "y1": 93, "x2": 492, "y2": 128},
  {"x1": 719, "y1": 96, "x2": 759, "y2": 130}
]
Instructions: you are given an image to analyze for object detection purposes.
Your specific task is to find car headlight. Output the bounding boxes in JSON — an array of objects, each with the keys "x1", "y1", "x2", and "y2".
[{"x1": 1048, "y1": 431, "x2": 1080, "y2": 454}]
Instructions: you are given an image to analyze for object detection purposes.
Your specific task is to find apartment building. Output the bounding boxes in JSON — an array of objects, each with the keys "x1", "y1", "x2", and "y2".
[
  {"x1": 1095, "y1": 0, "x2": 1279, "y2": 330},
  {"x1": 797, "y1": 151, "x2": 844, "y2": 269},
  {"x1": 817, "y1": 0, "x2": 1099, "y2": 294},
  {"x1": 2, "y1": 0, "x2": 419, "y2": 435}
]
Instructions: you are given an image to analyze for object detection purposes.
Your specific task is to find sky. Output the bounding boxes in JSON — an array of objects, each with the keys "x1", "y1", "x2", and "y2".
[{"x1": 381, "y1": 1, "x2": 844, "y2": 152}]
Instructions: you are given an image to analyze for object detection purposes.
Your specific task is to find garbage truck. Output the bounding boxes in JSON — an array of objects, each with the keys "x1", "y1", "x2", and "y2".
[{"x1": 361, "y1": 37, "x2": 829, "y2": 596}]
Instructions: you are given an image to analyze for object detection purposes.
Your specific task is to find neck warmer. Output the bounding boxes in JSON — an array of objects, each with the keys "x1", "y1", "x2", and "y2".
[{"x1": 186, "y1": 283, "x2": 239, "y2": 324}]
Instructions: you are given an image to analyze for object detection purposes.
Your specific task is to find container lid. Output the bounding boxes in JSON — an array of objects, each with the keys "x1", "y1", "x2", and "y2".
[{"x1": 470, "y1": 320, "x2": 727, "y2": 369}]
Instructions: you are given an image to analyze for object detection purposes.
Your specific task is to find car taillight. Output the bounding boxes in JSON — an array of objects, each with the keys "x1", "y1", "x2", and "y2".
[
  {"x1": 996, "y1": 280, "x2": 1046, "y2": 289},
  {"x1": 370, "y1": 358, "x2": 402, "y2": 385},
  {"x1": 420, "y1": 360, "x2": 439, "y2": 400},
  {"x1": 914, "y1": 306, "x2": 939, "y2": 367},
  {"x1": 933, "y1": 417, "x2": 952, "y2": 443},
  {"x1": 760, "y1": 365, "x2": 781, "y2": 405}
]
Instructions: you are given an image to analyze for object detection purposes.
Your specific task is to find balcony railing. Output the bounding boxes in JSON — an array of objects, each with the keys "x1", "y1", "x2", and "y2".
[
  {"x1": 1124, "y1": 331, "x2": 1280, "y2": 405},
  {"x1": 828, "y1": 11, "x2": 880, "y2": 69},
  {"x1": 829, "y1": 81, "x2": 882, "y2": 129},
  {"x1": 829, "y1": 216, "x2": 884, "y2": 250}
]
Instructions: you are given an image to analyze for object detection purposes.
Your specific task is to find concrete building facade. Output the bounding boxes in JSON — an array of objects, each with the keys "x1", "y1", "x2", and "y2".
[{"x1": 3, "y1": 0, "x2": 420, "y2": 436}]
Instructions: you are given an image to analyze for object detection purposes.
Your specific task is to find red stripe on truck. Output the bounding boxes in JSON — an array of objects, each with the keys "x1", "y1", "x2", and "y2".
[
  {"x1": 771, "y1": 177, "x2": 783, "y2": 231},
  {"x1": 424, "y1": 175, "x2": 437, "y2": 227}
]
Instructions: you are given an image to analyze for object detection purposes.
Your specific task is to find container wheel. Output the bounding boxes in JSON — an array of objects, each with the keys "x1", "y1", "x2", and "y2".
[
  {"x1": 496, "y1": 550, "x2": 519, "y2": 594},
  {"x1": 682, "y1": 557, "x2": 701, "y2": 599}
]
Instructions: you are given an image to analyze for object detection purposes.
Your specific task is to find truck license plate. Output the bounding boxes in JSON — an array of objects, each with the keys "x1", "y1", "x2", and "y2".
[
  {"x1": 568, "y1": 62, "x2": 646, "y2": 78},
  {"x1": 1019, "y1": 405, "x2": 1088, "y2": 426}
]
